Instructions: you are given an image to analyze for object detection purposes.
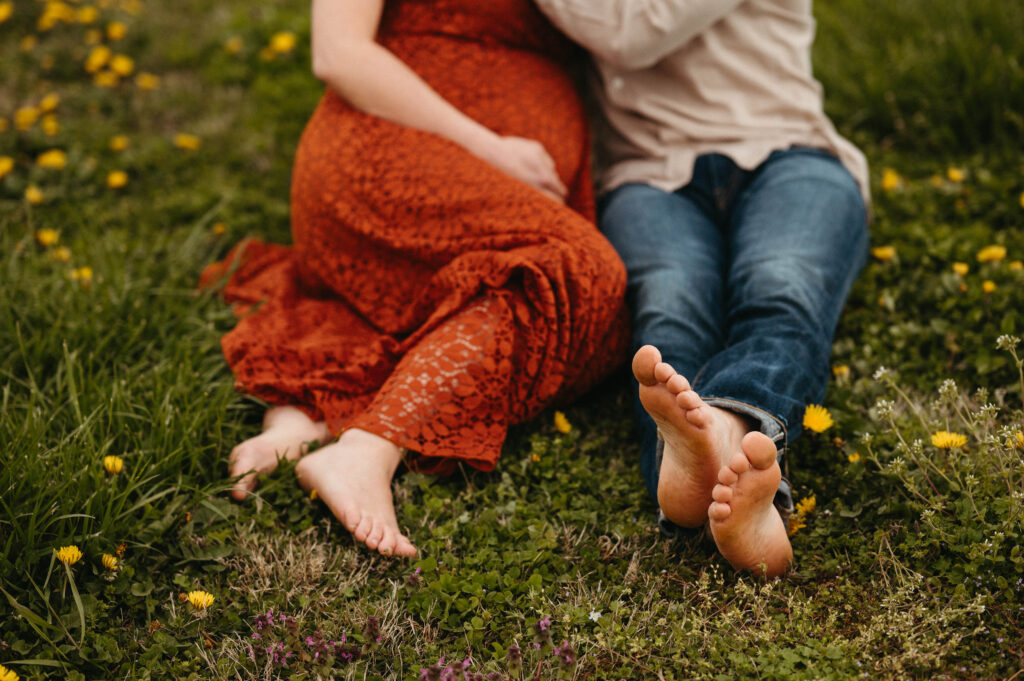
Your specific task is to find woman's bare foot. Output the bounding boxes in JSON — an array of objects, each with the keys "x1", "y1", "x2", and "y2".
[
  {"x1": 708, "y1": 432, "x2": 792, "y2": 577},
  {"x1": 228, "y1": 406, "x2": 332, "y2": 500},
  {"x1": 633, "y1": 345, "x2": 752, "y2": 528},
  {"x1": 294, "y1": 428, "x2": 417, "y2": 558}
]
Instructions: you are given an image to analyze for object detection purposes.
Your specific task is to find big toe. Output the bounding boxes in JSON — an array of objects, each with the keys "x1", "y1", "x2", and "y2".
[
  {"x1": 632, "y1": 345, "x2": 663, "y2": 386},
  {"x1": 741, "y1": 431, "x2": 778, "y2": 470}
]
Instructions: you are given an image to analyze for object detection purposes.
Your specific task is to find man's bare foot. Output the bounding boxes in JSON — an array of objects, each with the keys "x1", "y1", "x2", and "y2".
[
  {"x1": 294, "y1": 428, "x2": 417, "y2": 558},
  {"x1": 633, "y1": 345, "x2": 753, "y2": 527},
  {"x1": 708, "y1": 432, "x2": 792, "y2": 577},
  {"x1": 228, "y1": 406, "x2": 331, "y2": 500}
]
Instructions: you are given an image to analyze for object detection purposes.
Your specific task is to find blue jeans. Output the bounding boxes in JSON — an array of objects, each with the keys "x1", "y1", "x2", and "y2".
[{"x1": 599, "y1": 148, "x2": 868, "y2": 522}]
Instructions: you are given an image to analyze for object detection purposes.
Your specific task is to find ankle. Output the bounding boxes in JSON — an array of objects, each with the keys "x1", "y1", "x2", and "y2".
[{"x1": 338, "y1": 428, "x2": 405, "y2": 467}]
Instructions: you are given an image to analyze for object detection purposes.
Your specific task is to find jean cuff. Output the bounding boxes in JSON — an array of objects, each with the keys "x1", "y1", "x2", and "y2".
[{"x1": 654, "y1": 399, "x2": 795, "y2": 539}]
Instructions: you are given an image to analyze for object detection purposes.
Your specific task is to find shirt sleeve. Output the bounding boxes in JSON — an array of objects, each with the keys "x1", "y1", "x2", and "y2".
[{"x1": 534, "y1": 0, "x2": 747, "y2": 70}]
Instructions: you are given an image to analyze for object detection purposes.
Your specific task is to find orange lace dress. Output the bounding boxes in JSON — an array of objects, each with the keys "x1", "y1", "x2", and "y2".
[{"x1": 202, "y1": 0, "x2": 630, "y2": 475}]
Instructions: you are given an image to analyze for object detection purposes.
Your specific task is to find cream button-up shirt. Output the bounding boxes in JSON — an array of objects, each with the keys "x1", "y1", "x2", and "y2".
[{"x1": 534, "y1": 0, "x2": 870, "y2": 205}]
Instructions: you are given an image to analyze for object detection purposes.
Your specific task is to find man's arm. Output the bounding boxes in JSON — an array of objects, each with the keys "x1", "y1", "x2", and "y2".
[{"x1": 534, "y1": 0, "x2": 746, "y2": 70}]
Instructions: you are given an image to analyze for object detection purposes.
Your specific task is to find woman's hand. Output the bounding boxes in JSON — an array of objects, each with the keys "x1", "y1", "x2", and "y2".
[{"x1": 476, "y1": 136, "x2": 568, "y2": 203}]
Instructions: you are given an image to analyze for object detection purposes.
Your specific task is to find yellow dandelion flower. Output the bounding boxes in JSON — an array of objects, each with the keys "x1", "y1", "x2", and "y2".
[
  {"x1": 871, "y1": 245, "x2": 896, "y2": 261},
  {"x1": 84, "y1": 28, "x2": 102, "y2": 45},
  {"x1": 51, "y1": 246, "x2": 72, "y2": 263},
  {"x1": 977, "y1": 245, "x2": 1006, "y2": 263},
  {"x1": 40, "y1": 93, "x2": 60, "y2": 112},
  {"x1": 1010, "y1": 261, "x2": 1023, "y2": 271},
  {"x1": 134, "y1": 72, "x2": 160, "y2": 90},
  {"x1": 173, "y1": 133, "x2": 201, "y2": 150},
  {"x1": 258, "y1": 45, "x2": 276, "y2": 61},
  {"x1": 946, "y1": 167, "x2": 965, "y2": 183},
  {"x1": 958, "y1": 283, "x2": 968, "y2": 293},
  {"x1": 831, "y1": 364, "x2": 850, "y2": 380},
  {"x1": 802, "y1": 404, "x2": 833, "y2": 433},
  {"x1": 103, "y1": 455, "x2": 123, "y2": 474},
  {"x1": 71, "y1": 266, "x2": 94, "y2": 284},
  {"x1": 42, "y1": 114, "x2": 59, "y2": 136},
  {"x1": 952, "y1": 262, "x2": 969, "y2": 276},
  {"x1": 93, "y1": 70, "x2": 119, "y2": 87},
  {"x1": 786, "y1": 515, "x2": 805, "y2": 536},
  {"x1": 212, "y1": 221, "x2": 227, "y2": 235},
  {"x1": 101, "y1": 553, "x2": 118, "y2": 570},
  {"x1": 37, "y1": 149, "x2": 67, "y2": 170},
  {"x1": 795, "y1": 494, "x2": 816, "y2": 516},
  {"x1": 109, "y1": 54, "x2": 134, "y2": 76},
  {"x1": 25, "y1": 185, "x2": 44, "y2": 204},
  {"x1": 56, "y1": 545, "x2": 83, "y2": 565},
  {"x1": 109, "y1": 134, "x2": 129, "y2": 151},
  {"x1": 187, "y1": 590, "x2": 215, "y2": 609},
  {"x1": 15, "y1": 106, "x2": 39, "y2": 131},
  {"x1": 982, "y1": 280, "x2": 996, "y2": 294},
  {"x1": 224, "y1": 36, "x2": 243, "y2": 54},
  {"x1": 270, "y1": 30, "x2": 297, "y2": 54},
  {"x1": 530, "y1": 452, "x2": 541, "y2": 462},
  {"x1": 880, "y1": 168, "x2": 900, "y2": 192},
  {"x1": 106, "y1": 20, "x2": 126, "y2": 40},
  {"x1": 85, "y1": 45, "x2": 111, "y2": 73},
  {"x1": 847, "y1": 452, "x2": 861, "y2": 463},
  {"x1": 0, "y1": 117, "x2": 8, "y2": 133},
  {"x1": 0, "y1": 663, "x2": 19, "y2": 681},
  {"x1": 76, "y1": 5, "x2": 98, "y2": 23},
  {"x1": 35, "y1": 228, "x2": 60, "y2": 247},
  {"x1": 20, "y1": 35, "x2": 37, "y2": 52},
  {"x1": 0, "y1": 156, "x2": 13, "y2": 180},
  {"x1": 0, "y1": 2, "x2": 12, "y2": 23},
  {"x1": 553, "y1": 410, "x2": 572, "y2": 434},
  {"x1": 931, "y1": 431, "x2": 967, "y2": 449},
  {"x1": 106, "y1": 170, "x2": 128, "y2": 188}
]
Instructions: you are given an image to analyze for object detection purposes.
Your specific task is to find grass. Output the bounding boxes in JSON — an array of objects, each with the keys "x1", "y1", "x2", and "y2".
[{"x1": 2, "y1": 0, "x2": 1023, "y2": 679}]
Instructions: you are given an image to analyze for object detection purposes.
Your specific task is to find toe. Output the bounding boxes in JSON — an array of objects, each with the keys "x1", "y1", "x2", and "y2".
[
  {"x1": 708, "y1": 501, "x2": 731, "y2": 522},
  {"x1": 677, "y1": 390, "x2": 702, "y2": 410},
  {"x1": 378, "y1": 530, "x2": 397, "y2": 557},
  {"x1": 666, "y1": 374, "x2": 690, "y2": 394},
  {"x1": 685, "y1": 405, "x2": 712, "y2": 428},
  {"x1": 712, "y1": 484, "x2": 733, "y2": 503},
  {"x1": 653, "y1": 361, "x2": 677, "y2": 384},
  {"x1": 728, "y1": 452, "x2": 751, "y2": 475},
  {"x1": 352, "y1": 514, "x2": 373, "y2": 541},
  {"x1": 365, "y1": 520, "x2": 385, "y2": 550},
  {"x1": 718, "y1": 466, "x2": 739, "y2": 486},
  {"x1": 395, "y1": 534, "x2": 418, "y2": 557},
  {"x1": 631, "y1": 345, "x2": 662, "y2": 386},
  {"x1": 742, "y1": 432, "x2": 778, "y2": 469}
]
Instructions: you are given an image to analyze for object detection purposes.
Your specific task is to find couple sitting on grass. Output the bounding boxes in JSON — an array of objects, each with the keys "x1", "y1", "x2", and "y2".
[{"x1": 203, "y1": 0, "x2": 869, "y2": 579}]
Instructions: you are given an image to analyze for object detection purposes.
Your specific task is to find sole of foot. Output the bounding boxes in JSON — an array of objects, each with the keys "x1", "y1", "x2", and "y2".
[
  {"x1": 632, "y1": 345, "x2": 750, "y2": 528},
  {"x1": 295, "y1": 428, "x2": 417, "y2": 558},
  {"x1": 708, "y1": 431, "x2": 792, "y2": 577},
  {"x1": 228, "y1": 406, "x2": 331, "y2": 500}
]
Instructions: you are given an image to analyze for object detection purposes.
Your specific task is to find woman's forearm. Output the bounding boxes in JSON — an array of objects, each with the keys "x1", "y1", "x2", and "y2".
[{"x1": 311, "y1": 0, "x2": 499, "y2": 161}]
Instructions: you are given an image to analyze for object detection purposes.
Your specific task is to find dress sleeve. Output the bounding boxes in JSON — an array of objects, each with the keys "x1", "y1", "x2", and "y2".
[{"x1": 533, "y1": 0, "x2": 746, "y2": 70}]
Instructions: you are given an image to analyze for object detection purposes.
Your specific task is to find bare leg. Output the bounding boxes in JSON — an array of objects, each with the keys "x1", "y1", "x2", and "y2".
[
  {"x1": 294, "y1": 428, "x2": 417, "y2": 558},
  {"x1": 708, "y1": 432, "x2": 793, "y2": 577},
  {"x1": 632, "y1": 345, "x2": 752, "y2": 528},
  {"x1": 228, "y1": 406, "x2": 331, "y2": 500}
]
